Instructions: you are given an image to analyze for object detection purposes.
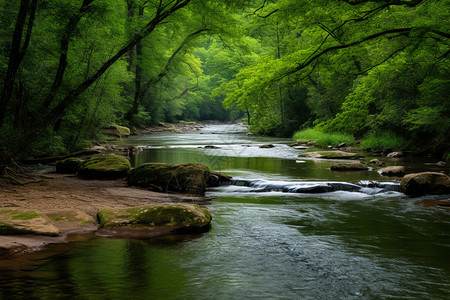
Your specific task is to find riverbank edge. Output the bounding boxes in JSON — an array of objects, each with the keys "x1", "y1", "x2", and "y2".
[{"x1": 0, "y1": 173, "x2": 211, "y2": 257}]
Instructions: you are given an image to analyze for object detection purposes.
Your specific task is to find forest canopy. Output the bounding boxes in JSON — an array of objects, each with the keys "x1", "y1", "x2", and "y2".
[{"x1": 0, "y1": 0, "x2": 449, "y2": 161}]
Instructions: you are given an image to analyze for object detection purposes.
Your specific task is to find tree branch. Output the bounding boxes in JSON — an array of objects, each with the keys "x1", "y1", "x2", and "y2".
[{"x1": 281, "y1": 28, "x2": 412, "y2": 79}]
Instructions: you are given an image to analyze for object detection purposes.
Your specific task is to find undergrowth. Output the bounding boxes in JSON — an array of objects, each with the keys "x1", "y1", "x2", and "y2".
[
  {"x1": 292, "y1": 128, "x2": 354, "y2": 147},
  {"x1": 360, "y1": 131, "x2": 407, "y2": 151}
]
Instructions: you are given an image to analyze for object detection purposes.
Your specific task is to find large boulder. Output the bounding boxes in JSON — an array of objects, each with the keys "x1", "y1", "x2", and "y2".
[
  {"x1": 330, "y1": 162, "x2": 369, "y2": 171},
  {"x1": 96, "y1": 204, "x2": 212, "y2": 237},
  {"x1": 400, "y1": 172, "x2": 450, "y2": 196},
  {"x1": 127, "y1": 162, "x2": 211, "y2": 195},
  {"x1": 0, "y1": 209, "x2": 59, "y2": 236},
  {"x1": 78, "y1": 153, "x2": 131, "y2": 179},
  {"x1": 301, "y1": 150, "x2": 359, "y2": 159},
  {"x1": 103, "y1": 125, "x2": 131, "y2": 138},
  {"x1": 380, "y1": 166, "x2": 405, "y2": 177}
]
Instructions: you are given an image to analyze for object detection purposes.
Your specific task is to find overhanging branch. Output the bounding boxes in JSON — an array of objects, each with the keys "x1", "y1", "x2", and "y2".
[{"x1": 281, "y1": 27, "x2": 412, "y2": 79}]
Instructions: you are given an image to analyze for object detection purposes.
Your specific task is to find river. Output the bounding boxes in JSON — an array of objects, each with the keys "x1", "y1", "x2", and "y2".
[{"x1": 1, "y1": 124, "x2": 449, "y2": 299}]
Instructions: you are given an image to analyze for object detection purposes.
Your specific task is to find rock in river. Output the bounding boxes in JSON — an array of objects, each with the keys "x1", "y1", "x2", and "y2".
[
  {"x1": 330, "y1": 162, "x2": 369, "y2": 171},
  {"x1": 96, "y1": 204, "x2": 212, "y2": 238},
  {"x1": 301, "y1": 150, "x2": 359, "y2": 159},
  {"x1": 380, "y1": 166, "x2": 405, "y2": 177},
  {"x1": 400, "y1": 172, "x2": 450, "y2": 196},
  {"x1": 78, "y1": 153, "x2": 131, "y2": 179},
  {"x1": 127, "y1": 162, "x2": 211, "y2": 195}
]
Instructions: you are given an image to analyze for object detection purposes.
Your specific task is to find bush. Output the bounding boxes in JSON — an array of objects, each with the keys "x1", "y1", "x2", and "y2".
[
  {"x1": 292, "y1": 128, "x2": 354, "y2": 147},
  {"x1": 360, "y1": 131, "x2": 407, "y2": 151}
]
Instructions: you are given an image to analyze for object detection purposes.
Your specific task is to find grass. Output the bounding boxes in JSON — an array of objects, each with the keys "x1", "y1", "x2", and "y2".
[
  {"x1": 360, "y1": 131, "x2": 407, "y2": 151},
  {"x1": 292, "y1": 128, "x2": 354, "y2": 147}
]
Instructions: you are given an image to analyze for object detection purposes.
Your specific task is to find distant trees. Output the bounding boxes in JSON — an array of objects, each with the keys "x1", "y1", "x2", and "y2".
[
  {"x1": 0, "y1": 0, "x2": 448, "y2": 163},
  {"x1": 216, "y1": 0, "x2": 449, "y2": 152}
]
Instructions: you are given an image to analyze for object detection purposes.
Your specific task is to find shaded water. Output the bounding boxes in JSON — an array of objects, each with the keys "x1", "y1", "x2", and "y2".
[{"x1": 1, "y1": 124, "x2": 449, "y2": 299}]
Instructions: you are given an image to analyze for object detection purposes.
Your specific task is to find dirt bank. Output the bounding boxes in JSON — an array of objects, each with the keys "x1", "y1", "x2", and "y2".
[{"x1": 0, "y1": 174, "x2": 206, "y2": 255}]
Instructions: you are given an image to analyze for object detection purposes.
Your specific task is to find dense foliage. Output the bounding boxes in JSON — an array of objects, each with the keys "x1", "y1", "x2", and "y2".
[{"x1": 0, "y1": 0, "x2": 448, "y2": 161}]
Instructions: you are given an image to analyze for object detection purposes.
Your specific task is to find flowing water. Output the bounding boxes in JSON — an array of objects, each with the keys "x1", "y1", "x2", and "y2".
[{"x1": 1, "y1": 124, "x2": 450, "y2": 299}]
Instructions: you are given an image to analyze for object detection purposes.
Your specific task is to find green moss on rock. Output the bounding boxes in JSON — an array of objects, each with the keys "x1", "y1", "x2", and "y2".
[
  {"x1": 0, "y1": 209, "x2": 59, "y2": 236},
  {"x1": 78, "y1": 153, "x2": 131, "y2": 179},
  {"x1": 97, "y1": 204, "x2": 212, "y2": 233},
  {"x1": 127, "y1": 162, "x2": 211, "y2": 195},
  {"x1": 103, "y1": 125, "x2": 131, "y2": 137}
]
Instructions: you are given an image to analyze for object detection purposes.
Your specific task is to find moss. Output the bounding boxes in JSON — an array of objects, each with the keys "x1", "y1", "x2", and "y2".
[
  {"x1": 11, "y1": 211, "x2": 40, "y2": 220},
  {"x1": 179, "y1": 121, "x2": 197, "y2": 125},
  {"x1": 127, "y1": 162, "x2": 210, "y2": 195},
  {"x1": 116, "y1": 125, "x2": 131, "y2": 136},
  {"x1": 97, "y1": 205, "x2": 212, "y2": 229},
  {"x1": 78, "y1": 153, "x2": 131, "y2": 179}
]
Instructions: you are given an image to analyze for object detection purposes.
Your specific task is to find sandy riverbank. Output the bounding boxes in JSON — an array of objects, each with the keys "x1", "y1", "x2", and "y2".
[{"x1": 0, "y1": 174, "x2": 206, "y2": 255}]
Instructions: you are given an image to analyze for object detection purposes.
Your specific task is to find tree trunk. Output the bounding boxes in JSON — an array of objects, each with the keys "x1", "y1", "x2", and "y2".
[{"x1": 0, "y1": 0, "x2": 36, "y2": 126}]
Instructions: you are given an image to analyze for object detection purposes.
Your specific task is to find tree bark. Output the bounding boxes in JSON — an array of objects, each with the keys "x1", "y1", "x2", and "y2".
[{"x1": 0, "y1": 0, "x2": 37, "y2": 126}]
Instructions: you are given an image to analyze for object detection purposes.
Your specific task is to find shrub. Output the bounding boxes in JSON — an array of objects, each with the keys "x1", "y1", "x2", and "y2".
[
  {"x1": 292, "y1": 128, "x2": 354, "y2": 147},
  {"x1": 360, "y1": 131, "x2": 407, "y2": 151}
]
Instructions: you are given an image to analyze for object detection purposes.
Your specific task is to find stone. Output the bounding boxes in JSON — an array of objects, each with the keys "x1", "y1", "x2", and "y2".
[
  {"x1": 301, "y1": 150, "x2": 359, "y2": 159},
  {"x1": 293, "y1": 145, "x2": 309, "y2": 150},
  {"x1": 337, "y1": 142, "x2": 347, "y2": 148},
  {"x1": 400, "y1": 172, "x2": 450, "y2": 196},
  {"x1": 380, "y1": 166, "x2": 405, "y2": 177},
  {"x1": 330, "y1": 162, "x2": 369, "y2": 171},
  {"x1": 387, "y1": 151, "x2": 404, "y2": 158},
  {"x1": 103, "y1": 125, "x2": 131, "y2": 138},
  {"x1": 96, "y1": 204, "x2": 212, "y2": 237},
  {"x1": 127, "y1": 162, "x2": 211, "y2": 195},
  {"x1": 78, "y1": 153, "x2": 131, "y2": 179},
  {"x1": 259, "y1": 144, "x2": 275, "y2": 148},
  {"x1": 207, "y1": 172, "x2": 232, "y2": 187},
  {"x1": 56, "y1": 157, "x2": 83, "y2": 174},
  {"x1": 370, "y1": 159, "x2": 385, "y2": 166},
  {"x1": 0, "y1": 209, "x2": 59, "y2": 236}
]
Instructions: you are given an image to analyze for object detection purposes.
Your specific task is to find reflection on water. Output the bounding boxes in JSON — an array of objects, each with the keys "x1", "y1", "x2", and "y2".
[{"x1": 1, "y1": 124, "x2": 449, "y2": 299}]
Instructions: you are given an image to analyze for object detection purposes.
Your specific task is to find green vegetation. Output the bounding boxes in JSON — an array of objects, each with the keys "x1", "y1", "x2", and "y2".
[
  {"x1": 10, "y1": 211, "x2": 40, "y2": 221},
  {"x1": 360, "y1": 131, "x2": 408, "y2": 151},
  {"x1": 293, "y1": 128, "x2": 354, "y2": 148},
  {"x1": 0, "y1": 0, "x2": 448, "y2": 163}
]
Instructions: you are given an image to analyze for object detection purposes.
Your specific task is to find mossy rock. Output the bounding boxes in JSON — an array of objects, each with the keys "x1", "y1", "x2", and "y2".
[
  {"x1": 0, "y1": 209, "x2": 59, "y2": 236},
  {"x1": 127, "y1": 162, "x2": 211, "y2": 195},
  {"x1": 78, "y1": 153, "x2": 131, "y2": 179},
  {"x1": 56, "y1": 157, "x2": 84, "y2": 174},
  {"x1": 97, "y1": 204, "x2": 212, "y2": 236},
  {"x1": 301, "y1": 150, "x2": 360, "y2": 159},
  {"x1": 103, "y1": 125, "x2": 131, "y2": 137}
]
